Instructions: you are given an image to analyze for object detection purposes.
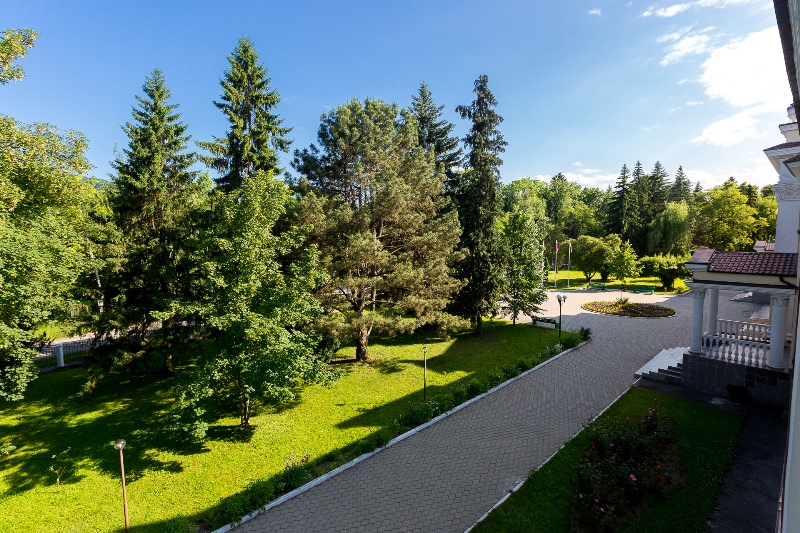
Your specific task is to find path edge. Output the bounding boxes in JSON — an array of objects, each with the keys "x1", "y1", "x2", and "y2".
[
  {"x1": 211, "y1": 339, "x2": 590, "y2": 533},
  {"x1": 463, "y1": 378, "x2": 640, "y2": 533}
]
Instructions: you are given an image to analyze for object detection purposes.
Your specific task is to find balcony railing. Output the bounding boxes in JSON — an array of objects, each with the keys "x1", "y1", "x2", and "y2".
[
  {"x1": 700, "y1": 335, "x2": 770, "y2": 368},
  {"x1": 715, "y1": 319, "x2": 769, "y2": 342}
]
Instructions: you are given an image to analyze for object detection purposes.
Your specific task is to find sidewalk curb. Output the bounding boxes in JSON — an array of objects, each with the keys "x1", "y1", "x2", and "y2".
[
  {"x1": 463, "y1": 377, "x2": 640, "y2": 533},
  {"x1": 211, "y1": 339, "x2": 590, "y2": 533}
]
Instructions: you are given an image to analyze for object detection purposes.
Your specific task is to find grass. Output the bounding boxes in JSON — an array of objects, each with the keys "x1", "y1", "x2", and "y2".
[
  {"x1": 471, "y1": 386, "x2": 744, "y2": 533},
  {"x1": 547, "y1": 270, "x2": 689, "y2": 294},
  {"x1": 0, "y1": 319, "x2": 563, "y2": 532}
]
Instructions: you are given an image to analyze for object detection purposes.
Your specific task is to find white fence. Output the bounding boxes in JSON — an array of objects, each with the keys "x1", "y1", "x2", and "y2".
[
  {"x1": 716, "y1": 319, "x2": 769, "y2": 343},
  {"x1": 700, "y1": 334, "x2": 770, "y2": 368}
]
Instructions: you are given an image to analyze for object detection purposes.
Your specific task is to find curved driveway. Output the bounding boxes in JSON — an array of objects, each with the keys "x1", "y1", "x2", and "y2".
[{"x1": 232, "y1": 289, "x2": 756, "y2": 533}]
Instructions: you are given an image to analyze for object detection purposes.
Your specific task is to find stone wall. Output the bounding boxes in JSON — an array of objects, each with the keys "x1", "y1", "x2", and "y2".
[{"x1": 682, "y1": 352, "x2": 791, "y2": 408}]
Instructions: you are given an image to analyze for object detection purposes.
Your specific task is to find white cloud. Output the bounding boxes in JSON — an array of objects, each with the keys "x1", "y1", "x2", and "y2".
[
  {"x1": 681, "y1": 26, "x2": 790, "y2": 148},
  {"x1": 657, "y1": 26, "x2": 693, "y2": 42},
  {"x1": 698, "y1": 27, "x2": 787, "y2": 108},
  {"x1": 686, "y1": 101, "x2": 704, "y2": 105},
  {"x1": 691, "y1": 107, "x2": 768, "y2": 146},
  {"x1": 573, "y1": 161, "x2": 601, "y2": 173},
  {"x1": 641, "y1": 123, "x2": 661, "y2": 131},
  {"x1": 660, "y1": 33, "x2": 711, "y2": 65},
  {"x1": 562, "y1": 172, "x2": 619, "y2": 189},
  {"x1": 644, "y1": 3, "x2": 692, "y2": 17},
  {"x1": 684, "y1": 157, "x2": 777, "y2": 188},
  {"x1": 589, "y1": 8, "x2": 603, "y2": 15},
  {"x1": 694, "y1": 0, "x2": 761, "y2": 7}
]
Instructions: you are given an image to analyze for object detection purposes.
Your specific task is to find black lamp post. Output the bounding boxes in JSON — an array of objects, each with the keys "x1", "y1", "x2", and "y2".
[
  {"x1": 556, "y1": 295, "x2": 567, "y2": 341},
  {"x1": 114, "y1": 439, "x2": 130, "y2": 532},
  {"x1": 423, "y1": 346, "x2": 428, "y2": 401}
]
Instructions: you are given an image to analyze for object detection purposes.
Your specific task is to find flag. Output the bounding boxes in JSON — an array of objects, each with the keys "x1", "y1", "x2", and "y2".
[{"x1": 555, "y1": 240, "x2": 559, "y2": 253}]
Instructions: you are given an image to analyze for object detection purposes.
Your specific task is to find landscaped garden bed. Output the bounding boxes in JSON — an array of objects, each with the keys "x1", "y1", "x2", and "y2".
[
  {"x1": 582, "y1": 300, "x2": 676, "y2": 317},
  {"x1": 470, "y1": 386, "x2": 744, "y2": 533}
]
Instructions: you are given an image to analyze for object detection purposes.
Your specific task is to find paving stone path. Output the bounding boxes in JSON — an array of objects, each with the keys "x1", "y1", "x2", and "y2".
[{"x1": 232, "y1": 289, "x2": 756, "y2": 533}]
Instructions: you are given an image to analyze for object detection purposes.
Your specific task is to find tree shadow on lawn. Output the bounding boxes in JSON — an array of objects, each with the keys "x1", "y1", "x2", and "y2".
[{"x1": 0, "y1": 367, "x2": 204, "y2": 497}]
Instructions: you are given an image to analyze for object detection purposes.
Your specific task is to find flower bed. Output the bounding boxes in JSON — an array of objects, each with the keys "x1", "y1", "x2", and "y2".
[
  {"x1": 573, "y1": 403, "x2": 679, "y2": 531},
  {"x1": 582, "y1": 301, "x2": 675, "y2": 317}
]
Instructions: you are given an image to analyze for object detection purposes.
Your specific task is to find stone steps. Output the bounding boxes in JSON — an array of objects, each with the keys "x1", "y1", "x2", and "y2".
[{"x1": 641, "y1": 363, "x2": 683, "y2": 385}]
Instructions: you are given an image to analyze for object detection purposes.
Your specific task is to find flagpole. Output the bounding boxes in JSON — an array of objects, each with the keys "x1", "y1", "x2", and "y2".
[
  {"x1": 554, "y1": 240, "x2": 558, "y2": 288},
  {"x1": 567, "y1": 240, "x2": 571, "y2": 288}
]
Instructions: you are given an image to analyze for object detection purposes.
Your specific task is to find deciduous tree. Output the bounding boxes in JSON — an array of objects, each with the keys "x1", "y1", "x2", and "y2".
[
  {"x1": 0, "y1": 28, "x2": 37, "y2": 85},
  {"x1": 498, "y1": 205, "x2": 547, "y2": 324},
  {"x1": 177, "y1": 171, "x2": 328, "y2": 436}
]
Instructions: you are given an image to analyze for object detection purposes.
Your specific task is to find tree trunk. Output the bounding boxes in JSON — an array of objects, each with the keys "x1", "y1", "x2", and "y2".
[
  {"x1": 355, "y1": 327, "x2": 370, "y2": 361},
  {"x1": 475, "y1": 314, "x2": 483, "y2": 336},
  {"x1": 240, "y1": 397, "x2": 251, "y2": 427}
]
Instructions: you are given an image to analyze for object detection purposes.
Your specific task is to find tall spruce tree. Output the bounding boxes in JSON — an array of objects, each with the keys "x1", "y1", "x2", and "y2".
[
  {"x1": 453, "y1": 75, "x2": 507, "y2": 336},
  {"x1": 198, "y1": 37, "x2": 291, "y2": 191},
  {"x1": 409, "y1": 81, "x2": 462, "y2": 182},
  {"x1": 668, "y1": 165, "x2": 692, "y2": 204},
  {"x1": 607, "y1": 164, "x2": 637, "y2": 240},
  {"x1": 105, "y1": 69, "x2": 206, "y2": 376},
  {"x1": 630, "y1": 161, "x2": 648, "y2": 254},
  {"x1": 647, "y1": 161, "x2": 668, "y2": 216}
]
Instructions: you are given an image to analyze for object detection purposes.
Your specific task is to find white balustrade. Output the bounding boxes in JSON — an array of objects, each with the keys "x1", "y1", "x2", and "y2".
[
  {"x1": 716, "y1": 319, "x2": 770, "y2": 342},
  {"x1": 701, "y1": 335, "x2": 771, "y2": 368}
]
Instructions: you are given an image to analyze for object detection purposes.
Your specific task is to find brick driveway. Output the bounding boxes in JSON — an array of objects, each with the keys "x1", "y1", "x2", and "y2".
[{"x1": 231, "y1": 290, "x2": 755, "y2": 533}]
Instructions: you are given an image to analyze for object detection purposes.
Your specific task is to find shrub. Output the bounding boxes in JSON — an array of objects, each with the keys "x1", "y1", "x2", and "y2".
[
  {"x1": 579, "y1": 327, "x2": 592, "y2": 342},
  {"x1": 282, "y1": 452, "x2": 311, "y2": 490},
  {"x1": 573, "y1": 404, "x2": 677, "y2": 531}
]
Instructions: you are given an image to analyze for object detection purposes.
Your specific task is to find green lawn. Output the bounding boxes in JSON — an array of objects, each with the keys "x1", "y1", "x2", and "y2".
[
  {"x1": 548, "y1": 270, "x2": 688, "y2": 293},
  {"x1": 0, "y1": 320, "x2": 562, "y2": 532},
  {"x1": 471, "y1": 386, "x2": 744, "y2": 533}
]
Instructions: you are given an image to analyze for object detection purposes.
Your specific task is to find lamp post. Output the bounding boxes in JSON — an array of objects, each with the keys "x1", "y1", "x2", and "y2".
[
  {"x1": 556, "y1": 295, "x2": 567, "y2": 341},
  {"x1": 423, "y1": 346, "x2": 428, "y2": 401},
  {"x1": 114, "y1": 439, "x2": 130, "y2": 533}
]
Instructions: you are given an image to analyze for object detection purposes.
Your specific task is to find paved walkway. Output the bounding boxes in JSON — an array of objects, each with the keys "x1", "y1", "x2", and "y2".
[{"x1": 232, "y1": 289, "x2": 757, "y2": 533}]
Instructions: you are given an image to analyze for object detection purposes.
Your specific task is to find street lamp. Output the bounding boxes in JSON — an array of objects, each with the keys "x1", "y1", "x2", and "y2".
[
  {"x1": 423, "y1": 346, "x2": 428, "y2": 401},
  {"x1": 114, "y1": 439, "x2": 130, "y2": 533},
  {"x1": 556, "y1": 295, "x2": 567, "y2": 341}
]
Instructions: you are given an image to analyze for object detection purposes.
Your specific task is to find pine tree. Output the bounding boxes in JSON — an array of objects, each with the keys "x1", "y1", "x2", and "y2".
[
  {"x1": 409, "y1": 81, "x2": 462, "y2": 182},
  {"x1": 293, "y1": 98, "x2": 464, "y2": 361},
  {"x1": 647, "y1": 161, "x2": 668, "y2": 216},
  {"x1": 668, "y1": 165, "x2": 692, "y2": 204},
  {"x1": 452, "y1": 75, "x2": 508, "y2": 336},
  {"x1": 198, "y1": 37, "x2": 291, "y2": 191},
  {"x1": 106, "y1": 69, "x2": 205, "y2": 375},
  {"x1": 607, "y1": 164, "x2": 636, "y2": 240},
  {"x1": 630, "y1": 161, "x2": 648, "y2": 254}
]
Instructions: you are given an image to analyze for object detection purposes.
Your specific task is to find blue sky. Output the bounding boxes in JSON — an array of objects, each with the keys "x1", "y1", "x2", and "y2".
[{"x1": 3, "y1": 1, "x2": 789, "y2": 189}]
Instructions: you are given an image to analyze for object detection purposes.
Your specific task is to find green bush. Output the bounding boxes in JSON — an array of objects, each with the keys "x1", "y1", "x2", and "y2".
[{"x1": 573, "y1": 404, "x2": 676, "y2": 531}]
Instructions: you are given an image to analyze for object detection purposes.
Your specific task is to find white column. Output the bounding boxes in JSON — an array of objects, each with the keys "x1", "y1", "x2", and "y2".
[
  {"x1": 769, "y1": 295, "x2": 789, "y2": 369},
  {"x1": 690, "y1": 289, "x2": 706, "y2": 355},
  {"x1": 706, "y1": 288, "x2": 719, "y2": 335},
  {"x1": 783, "y1": 293, "x2": 800, "y2": 533},
  {"x1": 55, "y1": 344, "x2": 64, "y2": 368}
]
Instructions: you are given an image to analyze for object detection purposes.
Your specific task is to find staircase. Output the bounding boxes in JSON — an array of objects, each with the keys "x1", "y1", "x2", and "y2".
[
  {"x1": 635, "y1": 347, "x2": 687, "y2": 385},
  {"x1": 640, "y1": 362, "x2": 683, "y2": 385}
]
